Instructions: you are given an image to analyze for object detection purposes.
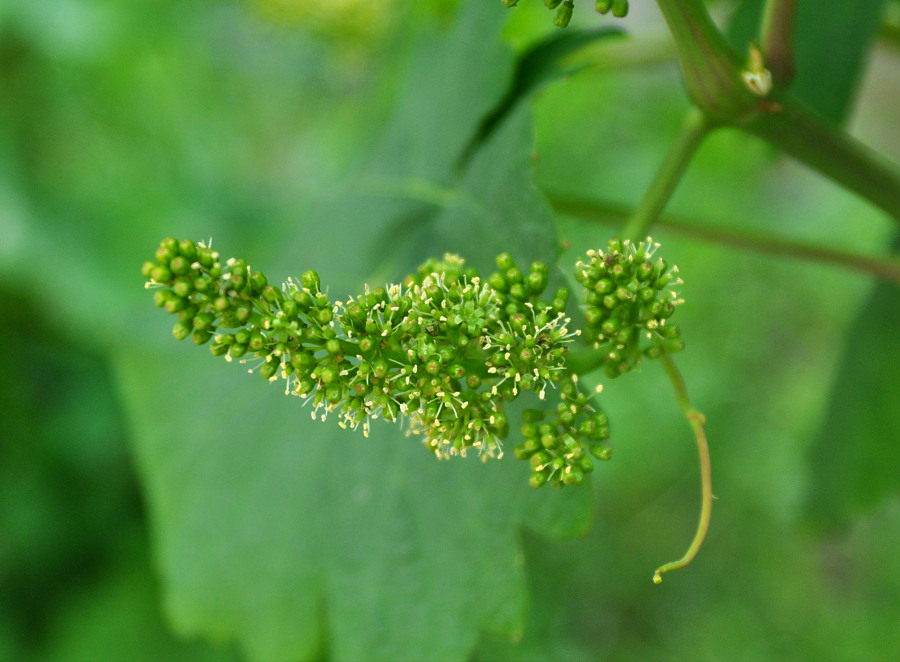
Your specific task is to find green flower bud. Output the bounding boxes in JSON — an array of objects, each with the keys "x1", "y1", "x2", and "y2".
[
  {"x1": 164, "y1": 297, "x2": 186, "y2": 314},
  {"x1": 601, "y1": 317, "x2": 621, "y2": 336},
  {"x1": 247, "y1": 333, "x2": 264, "y2": 352},
  {"x1": 579, "y1": 454, "x2": 595, "y2": 473},
  {"x1": 172, "y1": 278, "x2": 193, "y2": 298},
  {"x1": 316, "y1": 308, "x2": 333, "y2": 325},
  {"x1": 178, "y1": 238, "x2": 197, "y2": 260},
  {"x1": 545, "y1": 0, "x2": 563, "y2": 7},
  {"x1": 150, "y1": 265, "x2": 173, "y2": 284},
  {"x1": 643, "y1": 345, "x2": 662, "y2": 360},
  {"x1": 596, "y1": 0, "x2": 611, "y2": 13},
  {"x1": 172, "y1": 320, "x2": 192, "y2": 341},
  {"x1": 664, "y1": 338, "x2": 686, "y2": 354},
  {"x1": 296, "y1": 376, "x2": 316, "y2": 396},
  {"x1": 190, "y1": 328, "x2": 212, "y2": 345},
  {"x1": 372, "y1": 359, "x2": 389, "y2": 379},
  {"x1": 611, "y1": 0, "x2": 628, "y2": 17},
  {"x1": 259, "y1": 359, "x2": 279, "y2": 380},
  {"x1": 554, "y1": 0, "x2": 574, "y2": 27},
  {"x1": 496, "y1": 253, "x2": 515, "y2": 272},
  {"x1": 158, "y1": 237, "x2": 179, "y2": 260},
  {"x1": 169, "y1": 256, "x2": 190, "y2": 276},
  {"x1": 259, "y1": 285, "x2": 280, "y2": 305},
  {"x1": 193, "y1": 312, "x2": 216, "y2": 332},
  {"x1": 234, "y1": 305, "x2": 252, "y2": 324},
  {"x1": 197, "y1": 246, "x2": 216, "y2": 269},
  {"x1": 661, "y1": 324, "x2": 681, "y2": 339},
  {"x1": 325, "y1": 384, "x2": 343, "y2": 404},
  {"x1": 530, "y1": 471, "x2": 549, "y2": 488},
  {"x1": 531, "y1": 451, "x2": 551, "y2": 470},
  {"x1": 563, "y1": 466, "x2": 584, "y2": 485},
  {"x1": 209, "y1": 335, "x2": 233, "y2": 356},
  {"x1": 301, "y1": 270, "x2": 321, "y2": 292},
  {"x1": 590, "y1": 445, "x2": 612, "y2": 461},
  {"x1": 194, "y1": 276, "x2": 212, "y2": 293},
  {"x1": 509, "y1": 283, "x2": 527, "y2": 301},
  {"x1": 319, "y1": 366, "x2": 338, "y2": 385},
  {"x1": 249, "y1": 271, "x2": 268, "y2": 294},
  {"x1": 153, "y1": 290, "x2": 173, "y2": 308}
]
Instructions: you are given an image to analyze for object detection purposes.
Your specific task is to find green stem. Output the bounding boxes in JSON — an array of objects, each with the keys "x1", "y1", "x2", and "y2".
[
  {"x1": 760, "y1": 0, "x2": 797, "y2": 88},
  {"x1": 620, "y1": 108, "x2": 713, "y2": 242},
  {"x1": 653, "y1": 352, "x2": 712, "y2": 584},
  {"x1": 551, "y1": 194, "x2": 900, "y2": 282},
  {"x1": 747, "y1": 99, "x2": 900, "y2": 222},
  {"x1": 654, "y1": 0, "x2": 757, "y2": 120},
  {"x1": 653, "y1": 0, "x2": 900, "y2": 226}
]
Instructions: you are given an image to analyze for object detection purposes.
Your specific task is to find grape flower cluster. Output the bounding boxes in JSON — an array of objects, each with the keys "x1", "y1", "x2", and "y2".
[
  {"x1": 575, "y1": 237, "x2": 685, "y2": 378},
  {"x1": 144, "y1": 239, "x2": 627, "y2": 488},
  {"x1": 500, "y1": 0, "x2": 629, "y2": 28}
]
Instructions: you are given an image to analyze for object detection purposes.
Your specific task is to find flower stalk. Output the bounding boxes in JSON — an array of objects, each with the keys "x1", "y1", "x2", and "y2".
[{"x1": 620, "y1": 108, "x2": 712, "y2": 243}]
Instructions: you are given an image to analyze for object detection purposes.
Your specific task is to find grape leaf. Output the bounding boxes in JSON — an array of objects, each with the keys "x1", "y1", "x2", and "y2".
[
  {"x1": 805, "y1": 239, "x2": 900, "y2": 529},
  {"x1": 115, "y1": 3, "x2": 596, "y2": 660}
]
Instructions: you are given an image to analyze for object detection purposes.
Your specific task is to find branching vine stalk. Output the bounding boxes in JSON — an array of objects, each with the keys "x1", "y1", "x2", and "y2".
[
  {"x1": 620, "y1": 107, "x2": 712, "y2": 243},
  {"x1": 549, "y1": 194, "x2": 900, "y2": 283}
]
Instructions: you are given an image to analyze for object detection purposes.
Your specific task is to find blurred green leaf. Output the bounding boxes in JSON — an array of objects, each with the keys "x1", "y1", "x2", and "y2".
[
  {"x1": 805, "y1": 240, "x2": 900, "y2": 529},
  {"x1": 727, "y1": 0, "x2": 887, "y2": 123},
  {"x1": 42, "y1": 540, "x2": 238, "y2": 662},
  {"x1": 461, "y1": 26, "x2": 623, "y2": 166},
  {"x1": 115, "y1": 3, "x2": 594, "y2": 661}
]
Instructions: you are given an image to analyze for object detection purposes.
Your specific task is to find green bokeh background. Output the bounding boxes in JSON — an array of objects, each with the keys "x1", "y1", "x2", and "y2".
[{"x1": 2, "y1": 1, "x2": 899, "y2": 660}]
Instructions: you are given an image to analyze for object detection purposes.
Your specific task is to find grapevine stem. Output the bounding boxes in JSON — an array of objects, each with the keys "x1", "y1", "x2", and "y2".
[
  {"x1": 550, "y1": 194, "x2": 900, "y2": 283},
  {"x1": 760, "y1": 0, "x2": 797, "y2": 87},
  {"x1": 652, "y1": 352, "x2": 712, "y2": 584},
  {"x1": 621, "y1": 108, "x2": 713, "y2": 243}
]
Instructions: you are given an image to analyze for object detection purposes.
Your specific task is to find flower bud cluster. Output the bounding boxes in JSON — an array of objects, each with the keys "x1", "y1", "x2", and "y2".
[
  {"x1": 513, "y1": 378, "x2": 611, "y2": 488},
  {"x1": 144, "y1": 239, "x2": 611, "y2": 487},
  {"x1": 501, "y1": 0, "x2": 628, "y2": 27},
  {"x1": 574, "y1": 237, "x2": 685, "y2": 378}
]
